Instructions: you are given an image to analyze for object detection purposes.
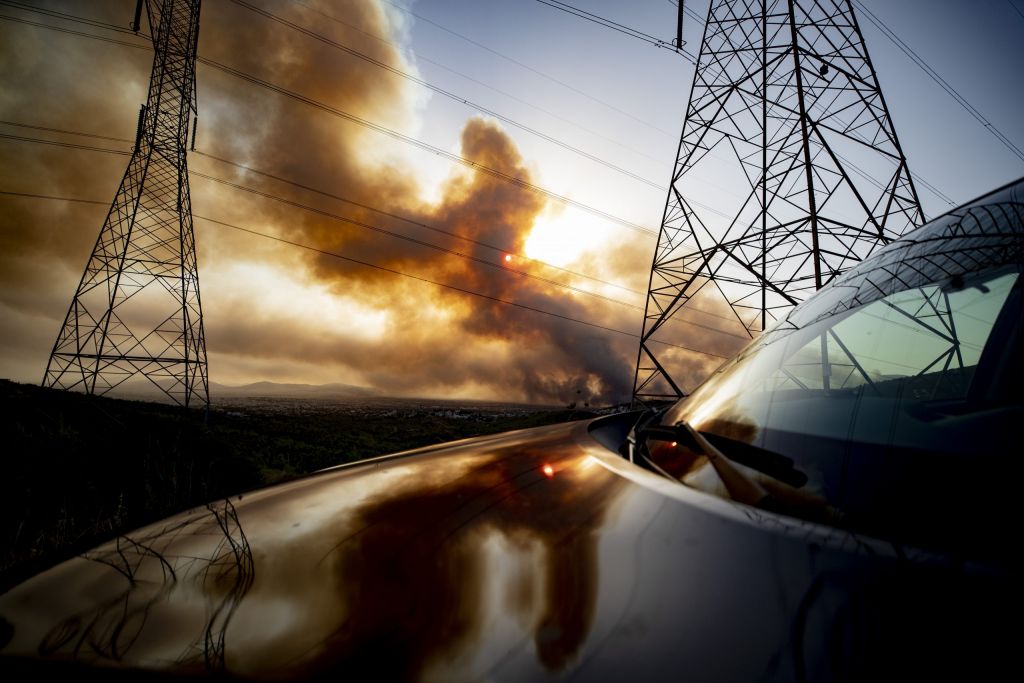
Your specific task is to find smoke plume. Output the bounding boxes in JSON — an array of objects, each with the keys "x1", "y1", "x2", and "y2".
[{"x1": 0, "y1": 0, "x2": 742, "y2": 405}]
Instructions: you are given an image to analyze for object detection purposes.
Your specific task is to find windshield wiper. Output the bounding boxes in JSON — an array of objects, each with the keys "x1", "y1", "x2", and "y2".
[
  {"x1": 638, "y1": 423, "x2": 806, "y2": 487},
  {"x1": 639, "y1": 421, "x2": 771, "y2": 507},
  {"x1": 633, "y1": 420, "x2": 841, "y2": 522}
]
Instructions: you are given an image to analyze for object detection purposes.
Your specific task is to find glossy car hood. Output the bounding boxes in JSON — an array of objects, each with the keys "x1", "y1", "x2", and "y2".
[{"x1": 0, "y1": 415, "x2": 1011, "y2": 680}]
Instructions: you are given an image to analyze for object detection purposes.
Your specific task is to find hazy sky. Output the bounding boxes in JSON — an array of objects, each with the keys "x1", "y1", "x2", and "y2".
[{"x1": 0, "y1": 0, "x2": 1021, "y2": 404}]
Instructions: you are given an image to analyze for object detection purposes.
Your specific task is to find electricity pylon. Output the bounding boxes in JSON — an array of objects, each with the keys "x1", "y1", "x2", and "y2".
[
  {"x1": 632, "y1": 0, "x2": 923, "y2": 407},
  {"x1": 44, "y1": 0, "x2": 207, "y2": 408}
]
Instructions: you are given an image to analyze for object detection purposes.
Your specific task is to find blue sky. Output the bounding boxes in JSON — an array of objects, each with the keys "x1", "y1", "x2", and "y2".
[{"x1": 406, "y1": 0, "x2": 1023, "y2": 222}]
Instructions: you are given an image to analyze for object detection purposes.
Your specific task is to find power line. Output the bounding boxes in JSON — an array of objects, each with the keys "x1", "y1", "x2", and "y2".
[
  {"x1": 0, "y1": 189, "x2": 107, "y2": 206},
  {"x1": 17, "y1": 1, "x2": 950, "y2": 215},
  {"x1": 0, "y1": 0, "x2": 973, "y2": 216},
  {"x1": 287, "y1": 0, "x2": 667, "y2": 166},
  {"x1": 0, "y1": 8, "x2": 908, "y2": 330},
  {"x1": 0, "y1": 188, "x2": 730, "y2": 359},
  {"x1": 536, "y1": 0, "x2": 696, "y2": 64},
  {"x1": 0, "y1": 13, "x2": 149, "y2": 50},
  {"x1": 194, "y1": 150, "x2": 645, "y2": 296},
  {"x1": 0, "y1": 124, "x2": 747, "y2": 336},
  {"x1": 852, "y1": 0, "x2": 1024, "y2": 164},
  {"x1": 1, "y1": 128, "x2": 609, "y2": 304},
  {"x1": 0, "y1": 9, "x2": 662, "y2": 233},
  {"x1": 0, "y1": 131, "x2": 129, "y2": 155},
  {"x1": 243, "y1": 2, "x2": 746, "y2": 219},
  {"x1": 197, "y1": 55, "x2": 666, "y2": 233},
  {"x1": 0, "y1": 120, "x2": 645, "y2": 298},
  {"x1": 188, "y1": 169, "x2": 746, "y2": 340},
  {"x1": 0, "y1": 11, "x2": 756, "y2": 330},
  {"x1": 193, "y1": 213, "x2": 730, "y2": 357},
  {"x1": 232, "y1": 0, "x2": 732, "y2": 219},
  {"x1": 0, "y1": 118, "x2": 132, "y2": 143},
  {"x1": 232, "y1": 0, "x2": 667, "y2": 192},
  {"x1": 189, "y1": 168, "x2": 635, "y2": 309},
  {"x1": 664, "y1": 0, "x2": 708, "y2": 28},
  {"x1": 0, "y1": 0, "x2": 136, "y2": 34},
  {"x1": 379, "y1": 0, "x2": 679, "y2": 138},
  {"x1": 1, "y1": 6, "x2": 736, "y2": 231},
  {"x1": 1008, "y1": 0, "x2": 1024, "y2": 22},
  {"x1": 0, "y1": 117, "x2": 642, "y2": 295},
  {"x1": 0, "y1": 9, "x2": 663, "y2": 235}
]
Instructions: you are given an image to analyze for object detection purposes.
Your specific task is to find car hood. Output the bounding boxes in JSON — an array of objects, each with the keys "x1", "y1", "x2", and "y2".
[{"x1": 0, "y1": 414, "x2": 1011, "y2": 680}]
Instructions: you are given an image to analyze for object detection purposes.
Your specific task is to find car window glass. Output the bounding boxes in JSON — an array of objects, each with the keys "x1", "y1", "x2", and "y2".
[{"x1": 766, "y1": 270, "x2": 1017, "y2": 402}]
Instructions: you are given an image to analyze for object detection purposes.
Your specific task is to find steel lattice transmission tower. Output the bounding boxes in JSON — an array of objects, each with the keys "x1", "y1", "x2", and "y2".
[
  {"x1": 632, "y1": 0, "x2": 924, "y2": 406},
  {"x1": 44, "y1": 0, "x2": 207, "y2": 408}
]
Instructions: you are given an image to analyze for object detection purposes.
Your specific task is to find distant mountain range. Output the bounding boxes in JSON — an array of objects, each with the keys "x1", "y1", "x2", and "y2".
[
  {"x1": 7, "y1": 378, "x2": 598, "y2": 410},
  {"x1": 209, "y1": 381, "x2": 376, "y2": 399},
  {"x1": 94, "y1": 379, "x2": 377, "y2": 403}
]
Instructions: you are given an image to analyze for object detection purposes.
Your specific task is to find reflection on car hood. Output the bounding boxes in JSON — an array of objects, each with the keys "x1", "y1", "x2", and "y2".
[{"x1": 0, "y1": 416, "x2": 1012, "y2": 681}]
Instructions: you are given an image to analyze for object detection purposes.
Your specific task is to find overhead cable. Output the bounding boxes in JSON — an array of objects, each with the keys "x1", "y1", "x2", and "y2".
[
  {"x1": 195, "y1": 150, "x2": 645, "y2": 296},
  {"x1": 287, "y1": 0, "x2": 666, "y2": 164},
  {"x1": 232, "y1": 0, "x2": 667, "y2": 191},
  {"x1": 0, "y1": 117, "x2": 643, "y2": 295},
  {"x1": 1007, "y1": 0, "x2": 1024, "y2": 22},
  {"x1": 0, "y1": 0, "x2": 136, "y2": 34},
  {"x1": 0, "y1": 9, "x2": 663, "y2": 233},
  {"x1": 535, "y1": 0, "x2": 696, "y2": 63},
  {"x1": 378, "y1": 0, "x2": 679, "y2": 137},
  {"x1": 0, "y1": 123, "x2": 746, "y2": 334},
  {"x1": 197, "y1": 55, "x2": 667, "y2": 233},
  {"x1": 190, "y1": 168, "x2": 747, "y2": 340},
  {"x1": 0, "y1": 188, "x2": 730, "y2": 359},
  {"x1": 852, "y1": 0, "x2": 1024, "y2": 164}
]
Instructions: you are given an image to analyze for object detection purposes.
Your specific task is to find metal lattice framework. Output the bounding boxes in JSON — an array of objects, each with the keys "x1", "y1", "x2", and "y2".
[
  {"x1": 44, "y1": 0, "x2": 207, "y2": 407},
  {"x1": 633, "y1": 0, "x2": 924, "y2": 407}
]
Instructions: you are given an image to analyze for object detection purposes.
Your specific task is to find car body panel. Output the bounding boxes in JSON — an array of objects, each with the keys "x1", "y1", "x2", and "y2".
[{"x1": 0, "y1": 415, "x2": 1010, "y2": 680}]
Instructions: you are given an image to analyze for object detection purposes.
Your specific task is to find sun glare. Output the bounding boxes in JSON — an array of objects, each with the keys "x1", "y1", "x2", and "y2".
[{"x1": 524, "y1": 207, "x2": 618, "y2": 267}]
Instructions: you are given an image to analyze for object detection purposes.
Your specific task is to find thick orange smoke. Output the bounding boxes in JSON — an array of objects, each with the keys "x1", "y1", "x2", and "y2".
[{"x1": 0, "y1": 0, "x2": 743, "y2": 404}]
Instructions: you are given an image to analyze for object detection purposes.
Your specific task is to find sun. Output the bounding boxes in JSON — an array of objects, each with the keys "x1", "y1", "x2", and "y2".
[{"x1": 523, "y1": 207, "x2": 619, "y2": 267}]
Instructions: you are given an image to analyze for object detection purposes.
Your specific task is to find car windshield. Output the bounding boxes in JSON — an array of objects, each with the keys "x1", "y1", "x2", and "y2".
[{"x1": 655, "y1": 182, "x2": 1024, "y2": 559}]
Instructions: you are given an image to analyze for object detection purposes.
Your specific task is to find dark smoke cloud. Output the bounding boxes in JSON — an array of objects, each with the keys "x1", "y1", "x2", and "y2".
[{"x1": 0, "y1": 0, "x2": 739, "y2": 404}]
